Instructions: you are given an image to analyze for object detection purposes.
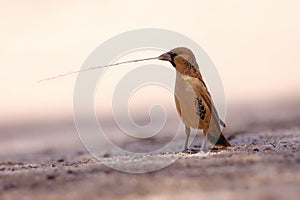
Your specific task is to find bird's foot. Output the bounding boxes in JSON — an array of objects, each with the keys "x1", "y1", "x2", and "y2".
[
  {"x1": 182, "y1": 148, "x2": 188, "y2": 153},
  {"x1": 200, "y1": 145, "x2": 208, "y2": 153},
  {"x1": 200, "y1": 138, "x2": 219, "y2": 152}
]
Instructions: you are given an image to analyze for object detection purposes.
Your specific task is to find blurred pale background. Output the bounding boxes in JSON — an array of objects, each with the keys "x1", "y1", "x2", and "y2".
[{"x1": 1, "y1": 0, "x2": 300, "y2": 126}]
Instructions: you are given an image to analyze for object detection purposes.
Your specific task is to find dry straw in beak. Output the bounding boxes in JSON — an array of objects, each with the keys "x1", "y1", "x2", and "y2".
[{"x1": 34, "y1": 56, "x2": 159, "y2": 85}]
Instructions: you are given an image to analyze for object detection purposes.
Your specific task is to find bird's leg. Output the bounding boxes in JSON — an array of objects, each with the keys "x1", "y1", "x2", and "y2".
[
  {"x1": 200, "y1": 134, "x2": 208, "y2": 152},
  {"x1": 201, "y1": 133, "x2": 215, "y2": 152},
  {"x1": 182, "y1": 126, "x2": 191, "y2": 152}
]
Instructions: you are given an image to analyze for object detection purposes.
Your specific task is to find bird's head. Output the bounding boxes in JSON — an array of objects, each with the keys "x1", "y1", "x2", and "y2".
[{"x1": 158, "y1": 47, "x2": 200, "y2": 77}]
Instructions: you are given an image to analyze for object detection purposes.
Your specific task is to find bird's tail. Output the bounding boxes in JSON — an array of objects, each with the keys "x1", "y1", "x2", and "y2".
[
  {"x1": 206, "y1": 107, "x2": 231, "y2": 148},
  {"x1": 207, "y1": 132, "x2": 231, "y2": 148},
  {"x1": 205, "y1": 101, "x2": 231, "y2": 148}
]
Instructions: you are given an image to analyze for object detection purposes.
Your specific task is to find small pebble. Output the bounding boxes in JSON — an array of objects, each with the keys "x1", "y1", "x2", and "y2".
[
  {"x1": 46, "y1": 174, "x2": 56, "y2": 180},
  {"x1": 57, "y1": 158, "x2": 65, "y2": 162}
]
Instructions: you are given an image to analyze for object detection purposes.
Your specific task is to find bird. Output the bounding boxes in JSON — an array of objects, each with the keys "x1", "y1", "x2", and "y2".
[{"x1": 158, "y1": 47, "x2": 231, "y2": 152}]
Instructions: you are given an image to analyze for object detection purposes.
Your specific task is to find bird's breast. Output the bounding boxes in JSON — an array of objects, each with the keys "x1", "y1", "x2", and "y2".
[{"x1": 174, "y1": 73, "x2": 203, "y2": 129}]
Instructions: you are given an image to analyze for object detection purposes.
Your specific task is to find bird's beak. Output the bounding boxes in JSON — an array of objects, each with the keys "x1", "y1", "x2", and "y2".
[{"x1": 158, "y1": 53, "x2": 172, "y2": 62}]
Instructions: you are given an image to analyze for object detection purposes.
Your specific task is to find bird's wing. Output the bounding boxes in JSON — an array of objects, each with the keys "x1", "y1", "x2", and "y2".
[
  {"x1": 187, "y1": 77, "x2": 230, "y2": 147},
  {"x1": 219, "y1": 119, "x2": 226, "y2": 127},
  {"x1": 187, "y1": 77, "x2": 226, "y2": 128}
]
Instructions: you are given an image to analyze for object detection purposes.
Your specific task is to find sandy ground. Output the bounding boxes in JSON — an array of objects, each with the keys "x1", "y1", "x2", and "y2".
[{"x1": 1, "y1": 100, "x2": 300, "y2": 200}]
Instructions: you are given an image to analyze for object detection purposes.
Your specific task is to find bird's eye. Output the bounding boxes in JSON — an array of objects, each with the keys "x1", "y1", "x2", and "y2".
[
  {"x1": 170, "y1": 53, "x2": 177, "y2": 61},
  {"x1": 169, "y1": 53, "x2": 177, "y2": 68},
  {"x1": 171, "y1": 53, "x2": 177, "y2": 57}
]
